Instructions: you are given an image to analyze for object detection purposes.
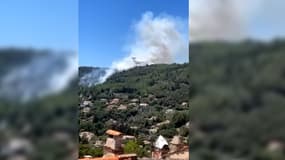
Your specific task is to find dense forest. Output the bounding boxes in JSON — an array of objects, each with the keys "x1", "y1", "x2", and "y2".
[{"x1": 190, "y1": 39, "x2": 285, "y2": 160}]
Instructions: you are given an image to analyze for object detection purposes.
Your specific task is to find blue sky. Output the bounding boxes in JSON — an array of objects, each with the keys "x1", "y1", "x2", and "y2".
[
  {"x1": 79, "y1": 0, "x2": 188, "y2": 67},
  {"x1": 2, "y1": 0, "x2": 284, "y2": 67},
  {"x1": 0, "y1": 0, "x2": 78, "y2": 51}
]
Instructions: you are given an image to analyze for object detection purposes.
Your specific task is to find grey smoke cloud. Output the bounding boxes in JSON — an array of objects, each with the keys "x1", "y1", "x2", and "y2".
[
  {"x1": 100, "y1": 11, "x2": 188, "y2": 82},
  {"x1": 0, "y1": 52, "x2": 77, "y2": 102},
  {"x1": 189, "y1": 0, "x2": 262, "y2": 42}
]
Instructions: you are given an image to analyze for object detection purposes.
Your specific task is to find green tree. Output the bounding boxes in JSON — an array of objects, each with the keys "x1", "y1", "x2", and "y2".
[
  {"x1": 123, "y1": 140, "x2": 148, "y2": 157},
  {"x1": 124, "y1": 140, "x2": 140, "y2": 154}
]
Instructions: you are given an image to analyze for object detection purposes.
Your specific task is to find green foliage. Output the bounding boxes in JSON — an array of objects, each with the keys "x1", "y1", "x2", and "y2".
[
  {"x1": 123, "y1": 140, "x2": 148, "y2": 157},
  {"x1": 79, "y1": 39, "x2": 285, "y2": 159},
  {"x1": 79, "y1": 144, "x2": 103, "y2": 158},
  {"x1": 190, "y1": 39, "x2": 285, "y2": 160},
  {"x1": 158, "y1": 128, "x2": 177, "y2": 138},
  {"x1": 124, "y1": 140, "x2": 140, "y2": 154},
  {"x1": 79, "y1": 63, "x2": 190, "y2": 142},
  {"x1": 171, "y1": 111, "x2": 189, "y2": 128},
  {"x1": 0, "y1": 85, "x2": 77, "y2": 160}
]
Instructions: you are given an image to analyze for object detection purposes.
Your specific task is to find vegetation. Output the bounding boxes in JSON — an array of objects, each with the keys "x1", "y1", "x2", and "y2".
[
  {"x1": 79, "y1": 144, "x2": 103, "y2": 158},
  {"x1": 79, "y1": 63, "x2": 190, "y2": 156},
  {"x1": 0, "y1": 50, "x2": 77, "y2": 160},
  {"x1": 79, "y1": 39, "x2": 285, "y2": 159},
  {"x1": 190, "y1": 39, "x2": 285, "y2": 160},
  {"x1": 124, "y1": 140, "x2": 148, "y2": 157},
  {"x1": 0, "y1": 87, "x2": 77, "y2": 160}
]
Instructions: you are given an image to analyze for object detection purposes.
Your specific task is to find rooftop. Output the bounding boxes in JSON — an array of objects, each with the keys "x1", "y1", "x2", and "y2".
[{"x1": 106, "y1": 129, "x2": 122, "y2": 136}]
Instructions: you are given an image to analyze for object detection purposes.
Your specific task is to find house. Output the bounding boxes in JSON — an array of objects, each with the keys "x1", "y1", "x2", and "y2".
[
  {"x1": 169, "y1": 136, "x2": 183, "y2": 152},
  {"x1": 79, "y1": 132, "x2": 95, "y2": 142},
  {"x1": 149, "y1": 127, "x2": 158, "y2": 134},
  {"x1": 164, "y1": 136, "x2": 189, "y2": 160},
  {"x1": 128, "y1": 103, "x2": 137, "y2": 107},
  {"x1": 165, "y1": 109, "x2": 174, "y2": 114},
  {"x1": 104, "y1": 130, "x2": 124, "y2": 155},
  {"x1": 150, "y1": 135, "x2": 189, "y2": 160},
  {"x1": 118, "y1": 105, "x2": 127, "y2": 110},
  {"x1": 110, "y1": 98, "x2": 120, "y2": 105},
  {"x1": 106, "y1": 105, "x2": 118, "y2": 110},
  {"x1": 82, "y1": 107, "x2": 91, "y2": 113},
  {"x1": 79, "y1": 153, "x2": 137, "y2": 160},
  {"x1": 79, "y1": 130, "x2": 138, "y2": 160},
  {"x1": 139, "y1": 103, "x2": 148, "y2": 107},
  {"x1": 143, "y1": 140, "x2": 151, "y2": 145},
  {"x1": 164, "y1": 146, "x2": 189, "y2": 160},
  {"x1": 181, "y1": 102, "x2": 188, "y2": 107},
  {"x1": 156, "y1": 120, "x2": 170, "y2": 127},
  {"x1": 266, "y1": 140, "x2": 284, "y2": 152},
  {"x1": 130, "y1": 99, "x2": 139, "y2": 103},
  {"x1": 83, "y1": 100, "x2": 93, "y2": 106},
  {"x1": 152, "y1": 135, "x2": 169, "y2": 160},
  {"x1": 122, "y1": 135, "x2": 136, "y2": 141}
]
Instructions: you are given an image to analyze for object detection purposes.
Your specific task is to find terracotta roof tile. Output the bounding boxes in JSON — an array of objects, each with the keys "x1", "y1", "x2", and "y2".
[{"x1": 106, "y1": 129, "x2": 122, "y2": 136}]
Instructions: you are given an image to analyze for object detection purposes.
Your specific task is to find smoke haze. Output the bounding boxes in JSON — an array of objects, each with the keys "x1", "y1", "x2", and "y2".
[
  {"x1": 100, "y1": 11, "x2": 188, "y2": 82},
  {"x1": 189, "y1": 0, "x2": 262, "y2": 42},
  {"x1": 0, "y1": 52, "x2": 77, "y2": 102}
]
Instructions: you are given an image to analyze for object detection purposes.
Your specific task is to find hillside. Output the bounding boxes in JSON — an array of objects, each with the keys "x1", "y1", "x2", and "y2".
[
  {"x1": 79, "y1": 39, "x2": 285, "y2": 159},
  {"x1": 0, "y1": 50, "x2": 77, "y2": 160},
  {"x1": 79, "y1": 63, "x2": 190, "y2": 157},
  {"x1": 79, "y1": 67, "x2": 108, "y2": 86},
  {"x1": 190, "y1": 39, "x2": 285, "y2": 160},
  {"x1": 0, "y1": 48, "x2": 40, "y2": 78}
]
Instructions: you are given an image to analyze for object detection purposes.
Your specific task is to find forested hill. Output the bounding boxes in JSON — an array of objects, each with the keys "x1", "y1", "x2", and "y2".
[
  {"x1": 79, "y1": 66, "x2": 107, "y2": 86},
  {"x1": 79, "y1": 39, "x2": 285, "y2": 159},
  {"x1": 190, "y1": 39, "x2": 285, "y2": 160},
  {"x1": 87, "y1": 63, "x2": 190, "y2": 104},
  {"x1": 79, "y1": 63, "x2": 190, "y2": 157}
]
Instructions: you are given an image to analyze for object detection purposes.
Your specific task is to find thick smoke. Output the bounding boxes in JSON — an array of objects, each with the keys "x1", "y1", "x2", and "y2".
[
  {"x1": 79, "y1": 68, "x2": 107, "y2": 87},
  {"x1": 100, "y1": 12, "x2": 187, "y2": 82},
  {"x1": 0, "y1": 52, "x2": 77, "y2": 102},
  {"x1": 189, "y1": 0, "x2": 262, "y2": 42}
]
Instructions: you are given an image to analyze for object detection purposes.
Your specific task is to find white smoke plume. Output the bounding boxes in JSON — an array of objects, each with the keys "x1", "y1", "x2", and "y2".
[
  {"x1": 189, "y1": 0, "x2": 262, "y2": 42},
  {"x1": 100, "y1": 11, "x2": 188, "y2": 82},
  {"x1": 0, "y1": 52, "x2": 78, "y2": 102}
]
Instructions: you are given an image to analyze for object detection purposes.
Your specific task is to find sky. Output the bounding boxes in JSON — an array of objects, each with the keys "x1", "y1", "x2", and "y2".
[
  {"x1": 79, "y1": 0, "x2": 189, "y2": 67},
  {"x1": 247, "y1": 0, "x2": 285, "y2": 40},
  {"x1": 189, "y1": 0, "x2": 285, "y2": 42},
  {"x1": 1, "y1": 0, "x2": 285, "y2": 67},
  {"x1": 0, "y1": 0, "x2": 78, "y2": 51}
]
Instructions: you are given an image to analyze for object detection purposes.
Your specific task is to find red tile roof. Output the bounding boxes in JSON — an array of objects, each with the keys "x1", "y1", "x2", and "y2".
[{"x1": 106, "y1": 129, "x2": 122, "y2": 136}]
